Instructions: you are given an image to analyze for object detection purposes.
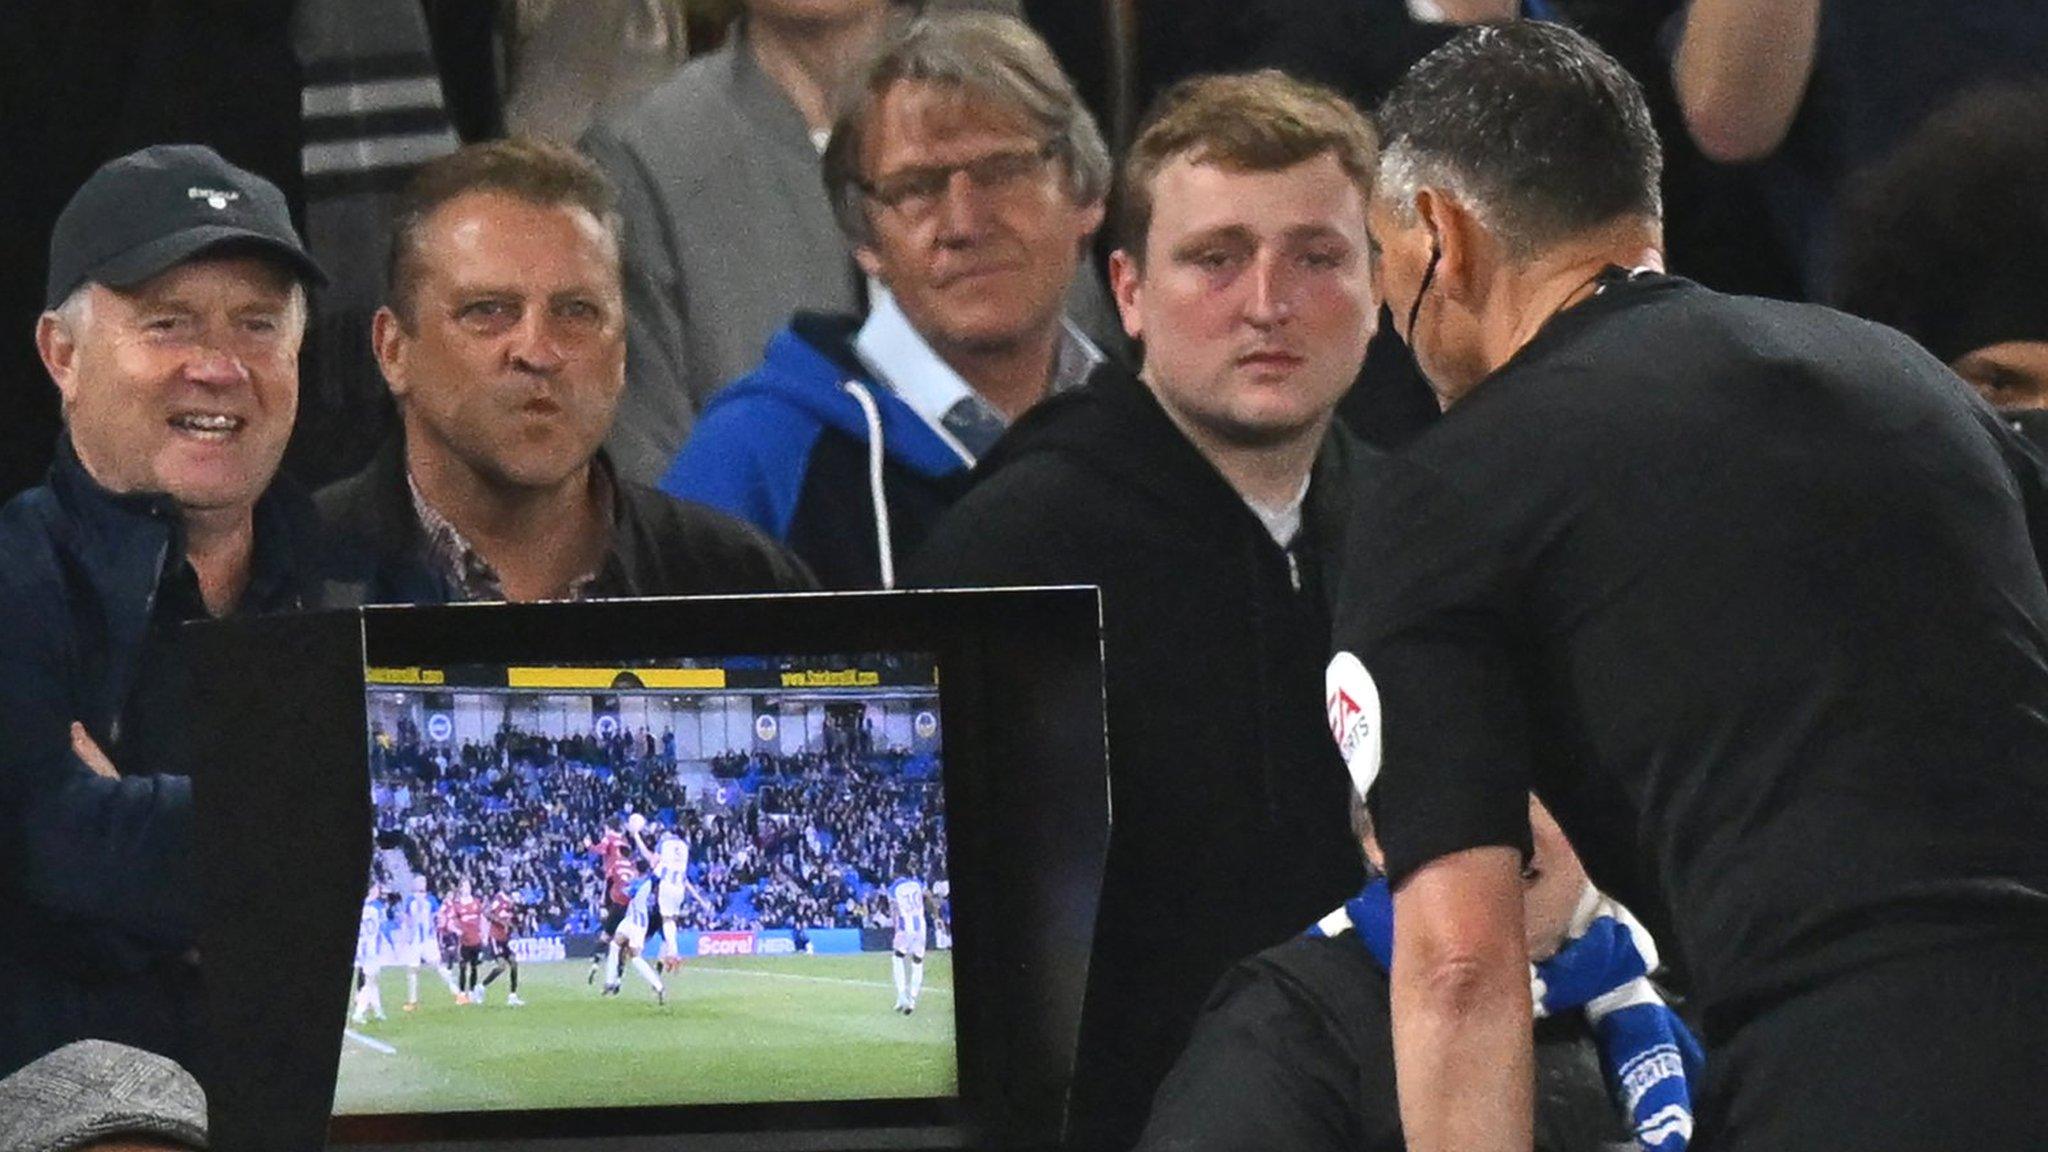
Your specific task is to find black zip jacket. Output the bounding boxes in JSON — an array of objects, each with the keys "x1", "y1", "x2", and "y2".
[{"x1": 908, "y1": 362, "x2": 1382, "y2": 1151}]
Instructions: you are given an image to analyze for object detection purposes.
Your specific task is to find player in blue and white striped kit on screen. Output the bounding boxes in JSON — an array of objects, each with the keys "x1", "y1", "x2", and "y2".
[
  {"x1": 889, "y1": 869, "x2": 938, "y2": 1015},
  {"x1": 602, "y1": 860, "x2": 667, "y2": 1005},
  {"x1": 398, "y1": 875, "x2": 461, "y2": 1010},
  {"x1": 634, "y1": 822, "x2": 713, "y2": 972},
  {"x1": 352, "y1": 884, "x2": 397, "y2": 1024}
]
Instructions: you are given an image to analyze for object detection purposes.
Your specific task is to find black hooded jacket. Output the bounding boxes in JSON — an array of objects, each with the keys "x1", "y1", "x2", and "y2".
[{"x1": 908, "y1": 362, "x2": 1381, "y2": 1151}]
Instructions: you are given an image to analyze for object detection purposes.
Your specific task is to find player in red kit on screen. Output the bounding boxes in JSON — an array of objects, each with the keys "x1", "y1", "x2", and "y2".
[
  {"x1": 477, "y1": 888, "x2": 525, "y2": 1006},
  {"x1": 449, "y1": 880, "x2": 487, "y2": 1004},
  {"x1": 586, "y1": 819, "x2": 634, "y2": 986},
  {"x1": 436, "y1": 893, "x2": 467, "y2": 1004}
]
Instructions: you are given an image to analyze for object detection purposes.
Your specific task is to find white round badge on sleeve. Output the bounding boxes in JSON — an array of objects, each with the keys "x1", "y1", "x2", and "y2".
[{"x1": 1325, "y1": 651, "x2": 1384, "y2": 800}]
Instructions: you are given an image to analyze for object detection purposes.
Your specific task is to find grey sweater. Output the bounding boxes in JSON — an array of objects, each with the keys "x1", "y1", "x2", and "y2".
[{"x1": 582, "y1": 29, "x2": 862, "y2": 483}]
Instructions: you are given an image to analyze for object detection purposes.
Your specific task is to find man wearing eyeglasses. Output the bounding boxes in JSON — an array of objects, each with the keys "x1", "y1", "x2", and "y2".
[{"x1": 658, "y1": 11, "x2": 1108, "y2": 589}]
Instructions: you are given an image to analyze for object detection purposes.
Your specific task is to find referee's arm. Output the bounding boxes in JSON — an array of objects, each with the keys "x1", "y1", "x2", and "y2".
[
  {"x1": 1338, "y1": 452, "x2": 1541, "y2": 1149},
  {"x1": 1390, "y1": 844, "x2": 1533, "y2": 1152}
]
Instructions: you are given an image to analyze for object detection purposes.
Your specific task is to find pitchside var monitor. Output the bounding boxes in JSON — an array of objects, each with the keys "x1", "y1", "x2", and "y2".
[{"x1": 327, "y1": 588, "x2": 1108, "y2": 1151}]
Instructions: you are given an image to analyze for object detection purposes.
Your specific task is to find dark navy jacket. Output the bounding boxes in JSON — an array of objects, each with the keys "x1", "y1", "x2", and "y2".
[
  {"x1": 657, "y1": 314, "x2": 972, "y2": 589},
  {"x1": 0, "y1": 437, "x2": 332, "y2": 1075}
]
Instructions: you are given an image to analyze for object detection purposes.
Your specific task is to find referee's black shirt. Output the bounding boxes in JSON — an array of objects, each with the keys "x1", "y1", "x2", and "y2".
[{"x1": 1335, "y1": 270, "x2": 2048, "y2": 1044}]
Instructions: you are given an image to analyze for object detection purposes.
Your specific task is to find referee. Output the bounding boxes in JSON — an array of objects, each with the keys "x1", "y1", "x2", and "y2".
[{"x1": 1338, "y1": 22, "x2": 2048, "y2": 1152}]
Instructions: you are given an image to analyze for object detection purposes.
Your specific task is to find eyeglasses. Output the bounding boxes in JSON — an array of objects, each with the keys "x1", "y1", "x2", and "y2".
[{"x1": 859, "y1": 141, "x2": 1061, "y2": 217}]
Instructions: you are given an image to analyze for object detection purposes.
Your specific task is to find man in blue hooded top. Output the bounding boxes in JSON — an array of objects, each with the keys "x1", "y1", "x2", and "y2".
[{"x1": 658, "y1": 12, "x2": 1110, "y2": 589}]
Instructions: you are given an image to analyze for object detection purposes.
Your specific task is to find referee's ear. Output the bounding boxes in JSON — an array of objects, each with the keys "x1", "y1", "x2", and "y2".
[{"x1": 1413, "y1": 186, "x2": 1497, "y2": 311}]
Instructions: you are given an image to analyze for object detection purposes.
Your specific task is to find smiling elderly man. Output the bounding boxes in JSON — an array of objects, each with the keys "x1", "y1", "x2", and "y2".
[{"x1": 0, "y1": 145, "x2": 330, "y2": 1074}]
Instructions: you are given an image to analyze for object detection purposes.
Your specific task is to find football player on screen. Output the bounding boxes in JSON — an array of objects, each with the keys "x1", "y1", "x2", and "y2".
[
  {"x1": 476, "y1": 884, "x2": 526, "y2": 1006},
  {"x1": 449, "y1": 879, "x2": 488, "y2": 1004},
  {"x1": 399, "y1": 874, "x2": 462, "y2": 1011},
  {"x1": 436, "y1": 891, "x2": 467, "y2": 1004},
  {"x1": 633, "y1": 819, "x2": 715, "y2": 972},
  {"x1": 586, "y1": 816, "x2": 635, "y2": 987},
  {"x1": 603, "y1": 858, "x2": 668, "y2": 1006},
  {"x1": 889, "y1": 865, "x2": 940, "y2": 1015},
  {"x1": 351, "y1": 882, "x2": 396, "y2": 1024}
]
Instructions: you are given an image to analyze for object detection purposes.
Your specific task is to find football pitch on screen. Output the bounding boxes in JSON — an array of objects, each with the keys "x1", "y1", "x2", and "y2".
[{"x1": 334, "y1": 953, "x2": 956, "y2": 1114}]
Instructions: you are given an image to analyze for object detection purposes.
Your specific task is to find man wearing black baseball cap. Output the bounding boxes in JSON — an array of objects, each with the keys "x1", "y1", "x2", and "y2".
[{"x1": 0, "y1": 144, "x2": 331, "y2": 1074}]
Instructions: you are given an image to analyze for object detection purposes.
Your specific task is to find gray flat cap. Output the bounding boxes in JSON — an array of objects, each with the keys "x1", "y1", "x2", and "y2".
[{"x1": 0, "y1": 1040, "x2": 208, "y2": 1151}]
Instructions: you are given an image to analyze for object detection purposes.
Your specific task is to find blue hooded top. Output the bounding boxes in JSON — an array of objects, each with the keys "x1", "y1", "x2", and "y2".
[{"x1": 659, "y1": 313, "x2": 973, "y2": 589}]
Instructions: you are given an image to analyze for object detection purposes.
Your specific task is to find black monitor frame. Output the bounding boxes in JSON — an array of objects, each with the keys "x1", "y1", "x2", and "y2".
[{"x1": 190, "y1": 588, "x2": 1107, "y2": 1152}]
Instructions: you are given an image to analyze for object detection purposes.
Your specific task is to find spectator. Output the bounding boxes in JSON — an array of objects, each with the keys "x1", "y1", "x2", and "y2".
[
  {"x1": 1832, "y1": 82, "x2": 2048, "y2": 414},
  {"x1": 910, "y1": 72, "x2": 1381, "y2": 1149},
  {"x1": 662, "y1": 12, "x2": 1110, "y2": 588},
  {"x1": 1671, "y1": 0, "x2": 2048, "y2": 292},
  {"x1": 0, "y1": 146, "x2": 329, "y2": 1074},
  {"x1": 0, "y1": 1, "x2": 304, "y2": 506},
  {"x1": 293, "y1": 0, "x2": 464, "y2": 491},
  {"x1": 581, "y1": 0, "x2": 904, "y2": 483},
  {"x1": 0, "y1": 1040, "x2": 207, "y2": 1152},
  {"x1": 1137, "y1": 797, "x2": 1698, "y2": 1152},
  {"x1": 317, "y1": 139, "x2": 816, "y2": 603},
  {"x1": 1020, "y1": 0, "x2": 1801, "y2": 451},
  {"x1": 497, "y1": 1, "x2": 694, "y2": 143}
]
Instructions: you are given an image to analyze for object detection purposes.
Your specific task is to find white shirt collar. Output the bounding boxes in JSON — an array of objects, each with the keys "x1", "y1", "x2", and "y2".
[
  {"x1": 852, "y1": 284, "x2": 1105, "y2": 436},
  {"x1": 1244, "y1": 474, "x2": 1313, "y2": 549}
]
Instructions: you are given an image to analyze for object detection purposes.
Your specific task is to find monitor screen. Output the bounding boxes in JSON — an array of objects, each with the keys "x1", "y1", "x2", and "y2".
[{"x1": 336, "y1": 652, "x2": 955, "y2": 1118}]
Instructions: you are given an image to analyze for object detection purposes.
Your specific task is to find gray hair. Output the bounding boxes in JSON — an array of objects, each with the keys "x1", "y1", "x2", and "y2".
[
  {"x1": 51, "y1": 284, "x2": 94, "y2": 333},
  {"x1": 821, "y1": 11, "x2": 1111, "y2": 244},
  {"x1": 50, "y1": 277, "x2": 309, "y2": 342},
  {"x1": 1374, "y1": 22, "x2": 1662, "y2": 260},
  {"x1": 1374, "y1": 140, "x2": 1499, "y2": 240}
]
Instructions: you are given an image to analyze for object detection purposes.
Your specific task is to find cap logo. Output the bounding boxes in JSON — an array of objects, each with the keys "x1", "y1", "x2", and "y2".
[
  {"x1": 187, "y1": 186, "x2": 241, "y2": 210},
  {"x1": 1326, "y1": 651, "x2": 1384, "y2": 800}
]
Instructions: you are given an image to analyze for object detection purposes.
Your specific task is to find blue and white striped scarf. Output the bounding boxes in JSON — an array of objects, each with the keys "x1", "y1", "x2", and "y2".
[{"x1": 1309, "y1": 879, "x2": 1704, "y2": 1151}]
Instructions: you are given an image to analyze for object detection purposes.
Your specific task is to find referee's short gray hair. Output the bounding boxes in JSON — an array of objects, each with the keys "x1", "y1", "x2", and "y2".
[
  {"x1": 1375, "y1": 22, "x2": 1662, "y2": 260},
  {"x1": 821, "y1": 11, "x2": 1110, "y2": 245}
]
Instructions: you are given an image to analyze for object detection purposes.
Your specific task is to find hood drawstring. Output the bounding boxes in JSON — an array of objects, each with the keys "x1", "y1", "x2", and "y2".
[{"x1": 842, "y1": 380, "x2": 897, "y2": 589}]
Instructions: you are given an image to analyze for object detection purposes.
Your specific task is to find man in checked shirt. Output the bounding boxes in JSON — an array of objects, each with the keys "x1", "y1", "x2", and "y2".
[{"x1": 317, "y1": 138, "x2": 813, "y2": 604}]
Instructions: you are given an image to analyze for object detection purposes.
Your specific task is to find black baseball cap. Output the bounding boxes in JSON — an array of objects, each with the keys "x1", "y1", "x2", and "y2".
[{"x1": 45, "y1": 143, "x2": 327, "y2": 310}]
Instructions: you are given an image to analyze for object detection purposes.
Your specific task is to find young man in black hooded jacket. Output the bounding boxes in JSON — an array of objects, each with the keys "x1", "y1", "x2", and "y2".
[{"x1": 909, "y1": 71, "x2": 1386, "y2": 1151}]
